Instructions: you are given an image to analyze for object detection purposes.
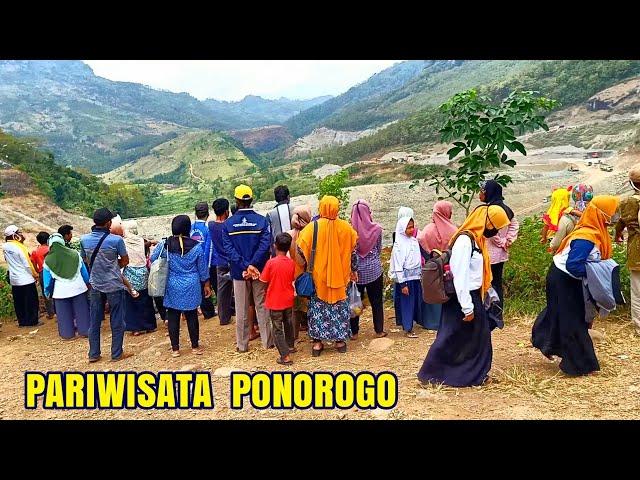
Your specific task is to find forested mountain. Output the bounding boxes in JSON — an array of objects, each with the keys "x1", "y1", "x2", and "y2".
[
  {"x1": 203, "y1": 95, "x2": 331, "y2": 128},
  {"x1": 284, "y1": 60, "x2": 443, "y2": 137},
  {"x1": 0, "y1": 61, "x2": 330, "y2": 173}
]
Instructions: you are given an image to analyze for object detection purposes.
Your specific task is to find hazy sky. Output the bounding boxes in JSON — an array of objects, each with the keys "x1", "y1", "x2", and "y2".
[{"x1": 84, "y1": 60, "x2": 400, "y2": 102}]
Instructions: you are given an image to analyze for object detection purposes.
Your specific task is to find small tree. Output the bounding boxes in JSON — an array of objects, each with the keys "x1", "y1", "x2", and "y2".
[
  {"x1": 429, "y1": 89, "x2": 557, "y2": 215},
  {"x1": 317, "y1": 170, "x2": 349, "y2": 219}
]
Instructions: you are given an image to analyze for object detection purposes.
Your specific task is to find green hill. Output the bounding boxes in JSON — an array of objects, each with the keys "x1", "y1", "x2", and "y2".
[{"x1": 102, "y1": 131, "x2": 256, "y2": 184}]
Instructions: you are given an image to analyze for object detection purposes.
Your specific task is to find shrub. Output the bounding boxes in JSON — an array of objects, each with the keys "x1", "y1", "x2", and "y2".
[
  {"x1": 317, "y1": 170, "x2": 349, "y2": 218},
  {"x1": 0, "y1": 266, "x2": 15, "y2": 320}
]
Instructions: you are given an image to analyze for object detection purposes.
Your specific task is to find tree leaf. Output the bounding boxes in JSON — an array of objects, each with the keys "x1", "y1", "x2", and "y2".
[
  {"x1": 511, "y1": 141, "x2": 527, "y2": 156},
  {"x1": 447, "y1": 146, "x2": 464, "y2": 159}
]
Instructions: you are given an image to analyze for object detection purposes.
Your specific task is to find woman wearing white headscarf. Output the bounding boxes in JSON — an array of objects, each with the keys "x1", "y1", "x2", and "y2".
[
  {"x1": 114, "y1": 218, "x2": 157, "y2": 335},
  {"x1": 392, "y1": 206, "x2": 419, "y2": 328},
  {"x1": 389, "y1": 215, "x2": 423, "y2": 337}
]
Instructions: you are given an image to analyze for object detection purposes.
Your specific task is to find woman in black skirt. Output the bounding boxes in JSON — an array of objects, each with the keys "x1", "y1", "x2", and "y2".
[
  {"x1": 532, "y1": 195, "x2": 620, "y2": 376},
  {"x1": 418, "y1": 205, "x2": 510, "y2": 387}
]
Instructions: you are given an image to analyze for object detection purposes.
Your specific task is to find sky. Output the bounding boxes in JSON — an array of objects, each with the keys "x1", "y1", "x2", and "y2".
[{"x1": 83, "y1": 60, "x2": 400, "y2": 102}]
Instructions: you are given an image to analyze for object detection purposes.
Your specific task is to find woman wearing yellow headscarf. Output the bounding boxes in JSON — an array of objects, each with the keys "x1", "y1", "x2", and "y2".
[
  {"x1": 418, "y1": 205, "x2": 510, "y2": 387},
  {"x1": 540, "y1": 187, "x2": 571, "y2": 243},
  {"x1": 532, "y1": 195, "x2": 620, "y2": 376},
  {"x1": 297, "y1": 196, "x2": 358, "y2": 356}
]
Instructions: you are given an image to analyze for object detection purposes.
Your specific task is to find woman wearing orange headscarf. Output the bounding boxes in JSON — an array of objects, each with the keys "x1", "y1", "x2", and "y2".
[
  {"x1": 532, "y1": 195, "x2": 620, "y2": 376},
  {"x1": 297, "y1": 196, "x2": 358, "y2": 356},
  {"x1": 418, "y1": 204, "x2": 510, "y2": 387}
]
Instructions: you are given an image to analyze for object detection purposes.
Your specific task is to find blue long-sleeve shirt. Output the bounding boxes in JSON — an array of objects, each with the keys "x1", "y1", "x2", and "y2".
[
  {"x1": 43, "y1": 263, "x2": 90, "y2": 298},
  {"x1": 150, "y1": 239, "x2": 209, "y2": 310},
  {"x1": 566, "y1": 239, "x2": 595, "y2": 279},
  {"x1": 222, "y1": 209, "x2": 272, "y2": 280}
]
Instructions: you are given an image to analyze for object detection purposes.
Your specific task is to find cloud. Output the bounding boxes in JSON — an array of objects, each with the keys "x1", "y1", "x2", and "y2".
[{"x1": 83, "y1": 60, "x2": 401, "y2": 101}]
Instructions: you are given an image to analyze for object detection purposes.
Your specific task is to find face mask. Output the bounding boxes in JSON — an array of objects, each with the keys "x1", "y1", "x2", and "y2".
[
  {"x1": 609, "y1": 212, "x2": 621, "y2": 225},
  {"x1": 599, "y1": 208, "x2": 620, "y2": 226}
]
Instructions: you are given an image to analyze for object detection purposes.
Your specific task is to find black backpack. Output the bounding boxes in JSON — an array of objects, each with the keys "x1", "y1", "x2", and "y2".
[{"x1": 421, "y1": 232, "x2": 481, "y2": 304}]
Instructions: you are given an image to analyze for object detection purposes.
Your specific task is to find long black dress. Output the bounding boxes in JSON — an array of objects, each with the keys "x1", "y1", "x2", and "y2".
[
  {"x1": 124, "y1": 289, "x2": 157, "y2": 332},
  {"x1": 417, "y1": 289, "x2": 492, "y2": 387},
  {"x1": 531, "y1": 263, "x2": 599, "y2": 375}
]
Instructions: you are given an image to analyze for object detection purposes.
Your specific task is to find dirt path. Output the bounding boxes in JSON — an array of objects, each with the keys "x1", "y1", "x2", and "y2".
[
  {"x1": 189, "y1": 162, "x2": 205, "y2": 183},
  {"x1": 0, "y1": 306, "x2": 638, "y2": 420}
]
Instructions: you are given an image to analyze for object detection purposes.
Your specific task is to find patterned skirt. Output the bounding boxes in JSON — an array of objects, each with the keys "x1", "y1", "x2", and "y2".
[
  {"x1": 123, "y1": 266, "x2": 149, "y2": 291},
  {"x1": 307, "y1": 296, "x2": 350, "y2": 342}
]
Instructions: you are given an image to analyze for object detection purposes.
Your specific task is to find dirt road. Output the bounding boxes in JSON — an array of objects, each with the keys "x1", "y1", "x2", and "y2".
[{"x1": 0, "y1": 307, "x2": 638, "y2": 420}]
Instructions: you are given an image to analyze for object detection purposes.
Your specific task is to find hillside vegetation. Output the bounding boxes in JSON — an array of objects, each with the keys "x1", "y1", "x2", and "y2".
[
  {"x1": 315, "y1": 60, "x2": 537, "y2": 132},
  {"x1": 0, "y1": 129, "x2": 155, "y2": 218},
  {"x1": 303, "y1": 60, "x2": 640, "y2": 166},
  {"x1": 102, "y1": 131, "x2": 256, "y2": 183},
  {"x1": 285, "y1": 60, "x2": 438, "y2": 137}
]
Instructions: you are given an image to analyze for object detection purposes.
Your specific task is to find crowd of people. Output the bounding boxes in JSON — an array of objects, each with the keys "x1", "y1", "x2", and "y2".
[{"x1": 2, "y1": 166, "x2": 639, "y2": 387}]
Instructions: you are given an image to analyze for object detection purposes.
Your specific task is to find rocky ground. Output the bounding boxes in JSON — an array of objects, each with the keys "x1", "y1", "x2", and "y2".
[{"x1": 0, "y1": 305, "x2": 638, "y2": 420}]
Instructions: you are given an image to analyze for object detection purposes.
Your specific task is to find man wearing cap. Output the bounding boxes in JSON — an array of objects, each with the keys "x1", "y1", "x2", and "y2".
[
  {"x1": 80, "y1": 208, "x2": 132, "y2": 362},
  {"x1": 2, "y1": 225, "x2": 42, "y2": 327},
  {"x1": 191, "y1": 201, "x2": 216, "y2": 320},
  {"x1": 615, "y1": 165, "x2": 640, "y2": 334},
  {"x1": 222, "y1": 184, "x2": 274, "y2": 351}
]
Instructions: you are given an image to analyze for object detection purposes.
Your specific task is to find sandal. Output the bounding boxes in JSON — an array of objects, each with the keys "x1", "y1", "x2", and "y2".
[
  {"x1": 405, "y1": 331, "x2": 418, "y2": 338},
  {"x1": 336, "y1": 341, "x2": 347, "y2": 353},
  {"x1": 171, "y1": 350, "x2": 181, "y2": 358},
  {"x1": 192, "y1": 347, "x2": 203, "y2": 355},
  {"x1": 312, "y1": 343, "x2": 324, "y2": 357},
  {"x1": 131, "y1": 331, "x2": 144, "y2": 337},
  {"x1": 376, "y1": 331, "x2": 388, "y2": 338},
  {"x1": 277, "y1": 357, "x2": 293, "y2": 366}
]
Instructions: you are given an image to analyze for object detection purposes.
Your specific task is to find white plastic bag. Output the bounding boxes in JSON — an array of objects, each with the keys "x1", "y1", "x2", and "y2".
[
  {"x1": 349, "y1": 281, "x2": 363, "y2": 318},
  {"x1": 148, "y1": 243, "x2": 168, "y2": 297}
]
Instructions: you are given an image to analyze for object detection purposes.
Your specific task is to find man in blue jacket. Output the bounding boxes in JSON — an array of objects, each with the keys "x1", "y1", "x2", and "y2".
[{"x1": 222, "y1": 184, "x2": 274, "y2": 352}]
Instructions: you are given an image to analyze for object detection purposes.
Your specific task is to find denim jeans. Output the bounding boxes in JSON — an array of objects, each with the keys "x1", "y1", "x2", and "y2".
[{"x1": 88, "y1": 289, "x2": 126, "y2": 360}]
